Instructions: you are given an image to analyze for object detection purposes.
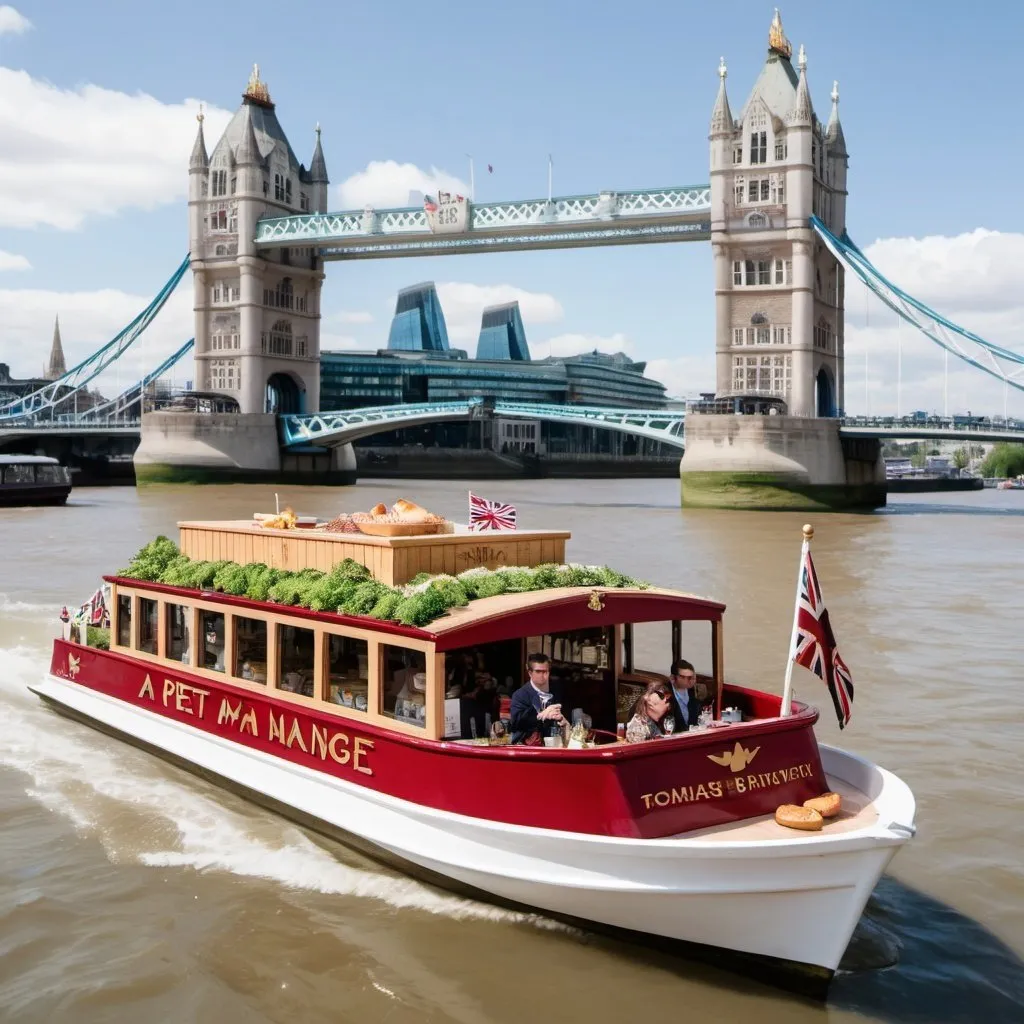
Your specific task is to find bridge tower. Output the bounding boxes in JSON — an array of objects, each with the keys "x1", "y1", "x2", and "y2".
[
  {"x1": 681, "y1": 11, "x2": 882, "y2": 510},
  {"x1": 188, "y1": 65, "x2": 328, "y2": 415},
  {"x1": 709, "y1": 10, "x2": 847, "y2": 417}
]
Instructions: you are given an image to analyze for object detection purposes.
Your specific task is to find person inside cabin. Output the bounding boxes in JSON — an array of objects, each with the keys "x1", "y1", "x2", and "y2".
[
  {"x1": 625, "y1": 681, "x2": 673, "y2": 743},
  {"x1": 509, "y1": 652, "x2": 568, "y2": 745},
  {"x1": 666, "y1": 659, "x2": 709, "y2": 732}
]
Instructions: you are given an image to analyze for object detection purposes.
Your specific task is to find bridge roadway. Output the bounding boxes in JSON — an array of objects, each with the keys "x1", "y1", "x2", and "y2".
[
  {"x1": 5, "y1": 408, "x2": 1024, "y2": 449},
  {"x1": 254, "y1": 186, "x2": 712, "y2": 259}
]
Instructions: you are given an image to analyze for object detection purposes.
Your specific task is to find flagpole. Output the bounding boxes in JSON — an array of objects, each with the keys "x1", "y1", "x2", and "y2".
[
  {"x1": 466, "y1": 154, "x2": 475, "y2": 200},
  {"x1": 780, "y1": 523, "x2": 814, "y2": 718},
  {"x1": 547, "y1": 154, "x2": 553, "y2": 203}
]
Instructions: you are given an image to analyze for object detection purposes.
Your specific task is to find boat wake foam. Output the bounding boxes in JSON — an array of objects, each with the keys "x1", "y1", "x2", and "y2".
[{"x1": 0, "y1": 644, "x2": 569, "y2": 933}]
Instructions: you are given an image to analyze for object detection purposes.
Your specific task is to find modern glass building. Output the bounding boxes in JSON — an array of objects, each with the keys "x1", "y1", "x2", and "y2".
[
  {"x1": 322, "y1": 289, "x2": 667, "y2": 411},
  {"x1": 476, "y1": 302, "x2": 530, "y2": 361},
  {"x1": 385, "y1": 283, "x2": 450, "y2": 352},
  {"x1": 320, "y1": 288, "x2": 672, "y2": 460}
]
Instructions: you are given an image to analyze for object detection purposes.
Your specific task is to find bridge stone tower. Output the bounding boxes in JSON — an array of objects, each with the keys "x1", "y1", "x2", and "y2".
[
  {"x1": 680, "y1": 11, "x2": 883, "y2": 510},
  {"x1": 709, "y1": 10, "x2": 847, "y2": 418},
  {"x1": 135, "y1": 66, "x2": 358, "y2": 485},
  {"x1": 188, "y1": 66, "x2": 328, "y2": 415}
]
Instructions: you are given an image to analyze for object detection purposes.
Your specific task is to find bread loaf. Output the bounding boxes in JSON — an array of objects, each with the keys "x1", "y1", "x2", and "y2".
[
  {"x1": 775, "y1": 804, "x2": 824, "y2": 831},
  {"x1": 803, "y1": 792, "x2": 842, "y2": 818}
]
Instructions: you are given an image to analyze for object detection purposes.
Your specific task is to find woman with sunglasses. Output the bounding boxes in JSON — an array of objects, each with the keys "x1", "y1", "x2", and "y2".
[{"x1": 624, "y1": 680, "x2": 674, "y2": 743}]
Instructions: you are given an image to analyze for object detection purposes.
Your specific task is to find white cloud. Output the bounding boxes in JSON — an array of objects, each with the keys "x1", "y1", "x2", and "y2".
[
  {"x1": 319, "y1": 332, "x2": 365, "y2": 352},
  {"x1": 335, "y1": 160, "x2": 470, "y2": 210},
  {"x1": 530, "y1": 331, "x2": 634, "y2": 360},
  {"x1": 843, "y1": 228, "x2": 1024, "y2": 418},
  {"x1": 434, "y1": 281, "x2": 563, "y2": 345},
  {"x1": 645, "y1": 353, "x2": 716, "y2": 398},
  {"x1": 0, "y1": 284, "x2": 194, "y2": 396},
  {"x1": 330, "y1": 309, "x2": 374, "y2": 324},
  {"x1": 0, "y1": 6, "x2": 30, "y2": 36},
  {"x1": 0, "y1": 67, "x2": 232, "y2": 230},
  {"x1": 0, "y1": 249, "x2": 30, "y2": 270}
]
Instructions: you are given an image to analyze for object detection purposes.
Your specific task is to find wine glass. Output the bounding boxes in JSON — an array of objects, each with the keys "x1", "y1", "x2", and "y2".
[{"x1": 663, "y1": 714, "x2": 676, "y2": 735}]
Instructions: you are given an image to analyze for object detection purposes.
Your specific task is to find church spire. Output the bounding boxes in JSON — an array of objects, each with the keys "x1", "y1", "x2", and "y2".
[
  {"x1": 45, "y1": 315, "x2": 67, "y2": 380},
  {"x1": 825, "y1": 80, "x2": 847, "y2": 154},
  {"x1": 709, "y1": 57, "x2": 734, "y2": 137},
  {"x1": 189, "y1": 105, "x2": 209, "y2": 171}
]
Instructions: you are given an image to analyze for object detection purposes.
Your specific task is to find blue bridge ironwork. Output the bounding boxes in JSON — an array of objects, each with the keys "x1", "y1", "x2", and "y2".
[
  {"x1": 279, "y1": 400, "x2": 689, "y2": 449},
  {"x1": 255, "y1": 187, "x2": 711, "y2": 259}
]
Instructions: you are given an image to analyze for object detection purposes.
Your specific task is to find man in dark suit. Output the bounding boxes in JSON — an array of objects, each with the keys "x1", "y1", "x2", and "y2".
[
  {"x1": 510, "y1": 652, "x2": 568, "y2": 744},
  {"x1": 666, "y1": 659, "x2": 708, "y2": 732}
]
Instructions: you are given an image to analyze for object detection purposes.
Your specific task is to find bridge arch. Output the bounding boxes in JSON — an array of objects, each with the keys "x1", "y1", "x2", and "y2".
[
  {"x1": 815, "y1": 365, "x2": 836, "y2": 418},
  {"x1": 265, "y1": 371, "x2": 305, "y2": 415}
]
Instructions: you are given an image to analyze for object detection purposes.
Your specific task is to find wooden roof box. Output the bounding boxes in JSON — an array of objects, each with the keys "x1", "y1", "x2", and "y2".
[{"x1": 177, "y1": 520, "x2": 571, "y2": 588}]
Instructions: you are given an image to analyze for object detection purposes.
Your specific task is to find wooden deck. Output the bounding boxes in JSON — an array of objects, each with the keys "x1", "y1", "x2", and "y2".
[{"x1": 680, "y1": 776, "x2": 877, "y2": 842}]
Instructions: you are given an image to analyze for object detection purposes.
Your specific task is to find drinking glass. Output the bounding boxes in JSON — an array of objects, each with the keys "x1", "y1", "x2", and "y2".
[{"x1": 663, "y1": 715, "x2": 676, "y2": 735}]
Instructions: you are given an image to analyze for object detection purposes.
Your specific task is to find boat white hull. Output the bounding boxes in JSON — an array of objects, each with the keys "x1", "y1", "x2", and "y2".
[{"x1": 31, "y1": 675, "x2": 916, "y2": 978}]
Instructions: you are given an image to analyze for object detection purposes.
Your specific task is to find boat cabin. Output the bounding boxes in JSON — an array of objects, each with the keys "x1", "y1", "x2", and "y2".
[
  {"x1": 104, "y1": 520, "x2": 737, "y2": 744},
  {"x1": 0, "y1": 454, "x2": 72, "y2": 507}
]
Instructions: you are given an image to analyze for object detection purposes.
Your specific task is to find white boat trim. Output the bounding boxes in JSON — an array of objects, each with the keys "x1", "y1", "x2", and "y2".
[{"x1": 31, "y1": 673, "x2": 916, "y2": 975}]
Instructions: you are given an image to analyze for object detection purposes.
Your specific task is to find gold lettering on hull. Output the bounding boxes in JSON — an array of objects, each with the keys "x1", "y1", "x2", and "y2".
[
  {"x1": 136, "y1": 671, "x2": 374, "y2": 777},
  {"x1": 640, "y1": 761, "x2": 815, "y2": 810}
]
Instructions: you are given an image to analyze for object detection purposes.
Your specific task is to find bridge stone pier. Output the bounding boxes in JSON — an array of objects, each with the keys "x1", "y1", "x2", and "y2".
[{"x1": 680, "y1": 12, "x2": 885, "y2": 510}]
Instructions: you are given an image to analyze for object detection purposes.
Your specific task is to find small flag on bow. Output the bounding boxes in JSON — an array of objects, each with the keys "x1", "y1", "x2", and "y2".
[
  {"x1": 782, "y1": 525, "x2": 854, "y2": 729},
  {"x1": 423, "y1": 194, "x2": 438, "y2": 213},
  {"x1": 468, "y1": 491, "x2": 517, "y2": 531}
]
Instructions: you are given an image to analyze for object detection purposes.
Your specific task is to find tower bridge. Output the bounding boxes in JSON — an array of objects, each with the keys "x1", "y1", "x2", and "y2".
[{"x1": 6, "y1": 11, "x2": 1019, "y2": 505}]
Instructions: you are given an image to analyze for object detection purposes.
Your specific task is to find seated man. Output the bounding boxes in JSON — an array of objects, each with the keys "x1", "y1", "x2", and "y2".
[
  {"x1": 666, "y1": 658, "x2": 711, "y2": 731},
  {"x1": 509, "y1": 652, "x2": 568, "y2": 744}
]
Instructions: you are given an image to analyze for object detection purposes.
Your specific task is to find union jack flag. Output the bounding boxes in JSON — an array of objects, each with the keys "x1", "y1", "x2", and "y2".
[
  {"x1": 468, "y1": 491, "x2": 517, "y2": 532},
  {"x1": 792, "y1": 546, "x2": 854, "y2": 729}
]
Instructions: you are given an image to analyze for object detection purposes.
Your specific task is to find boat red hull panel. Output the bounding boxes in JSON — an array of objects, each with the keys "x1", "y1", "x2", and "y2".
[{"x1": 50, "y1": 640, "x2": 827, "y2": 839}]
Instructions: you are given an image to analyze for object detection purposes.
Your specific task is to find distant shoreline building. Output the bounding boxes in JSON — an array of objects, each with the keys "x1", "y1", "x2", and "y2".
[{"x1": 321, "y1": 282, "x2": 673, "y2": 458}]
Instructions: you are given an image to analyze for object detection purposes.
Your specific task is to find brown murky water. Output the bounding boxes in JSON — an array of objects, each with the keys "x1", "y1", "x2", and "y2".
[{"x1": 2, "y1": 480, "x2": 1023, "y2": 1023}]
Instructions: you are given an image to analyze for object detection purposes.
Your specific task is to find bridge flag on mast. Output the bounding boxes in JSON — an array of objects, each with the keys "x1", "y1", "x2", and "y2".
[{"x1": 780, "y1": 525, "x2": 854, "y2": 729}]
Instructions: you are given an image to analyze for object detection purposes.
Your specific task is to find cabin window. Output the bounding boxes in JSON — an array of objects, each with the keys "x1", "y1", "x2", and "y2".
[
  {"x1": 166, "y1": 603, "x2": 191, "y2": 664},
  {"x1": 201, "y1": 609, "x2": 226, "y2": 672},
  {"x1": 116, "y1": 594, "x2": 132, "y2": 647},
  {"x1": 3, "y1": 464, "x2": 33, "y2": 483},
  {"x1": 443, "y1": 639, "x2": 522, "y2": 739},
  {"x1": 234, "y1": 616, "x2": 268, "y2": 684},
  {"x1": 326, "y1": 633, "x2": 369, "y2": 711},
  {"x1": 381, "y1": 645, "x2": 427, "y2": 728},
  {"x1": 278, "y1": 624, "x2": 315, "y2": 697},
  {"x1": 36, "y1": 465, "x2": 63, "y2": 483},
  {"x1": 526, "y1": 627, "x2": 617, "y2": 733},
  {"x1": 139, "y1": 598, "x2": 159, "y2": 655}
]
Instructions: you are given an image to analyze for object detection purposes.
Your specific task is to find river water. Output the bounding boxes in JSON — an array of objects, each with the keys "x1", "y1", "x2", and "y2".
[{"x1": 1, "y1": 480, "x2": 1023, "y2": 1023}]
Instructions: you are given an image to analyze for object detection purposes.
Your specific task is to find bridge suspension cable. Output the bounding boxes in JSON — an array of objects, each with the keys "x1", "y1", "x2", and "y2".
[
  {"x1": 75, "y1": 338, "x2": 195, "y2": 423},
  {"x1": 811, "y1": 216, "x2": 1024, "y2": 395},
  {"x1": 0, "y1": 255, "x2": 191, "y2": 421}
]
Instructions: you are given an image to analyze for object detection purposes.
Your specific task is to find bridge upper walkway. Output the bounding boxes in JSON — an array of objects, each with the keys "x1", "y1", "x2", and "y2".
[{"x1": 254, "y1": 186, "x2": 711, "y2": 259}]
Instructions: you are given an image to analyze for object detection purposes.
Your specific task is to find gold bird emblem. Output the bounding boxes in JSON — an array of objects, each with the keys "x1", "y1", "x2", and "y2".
[
  {"x1": 67, "y1": 653, "x2": 80, "y2": 678},
  {"x1": 587, "y1": 590, "x2": 605, "y2": 611},
  {"x1": 707, "y1": 741, "x2": 760, "y2": 773}
]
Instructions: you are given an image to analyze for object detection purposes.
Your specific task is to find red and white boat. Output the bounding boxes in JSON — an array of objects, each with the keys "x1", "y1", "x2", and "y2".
[{"x1": 31, "y1": 509, "x2": 916, "y2": 992}]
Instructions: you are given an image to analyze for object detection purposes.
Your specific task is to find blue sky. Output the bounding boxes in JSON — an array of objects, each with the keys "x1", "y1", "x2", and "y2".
[{"x1": 1, "y1": 0, "x2": 1022, "y2": 416}]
